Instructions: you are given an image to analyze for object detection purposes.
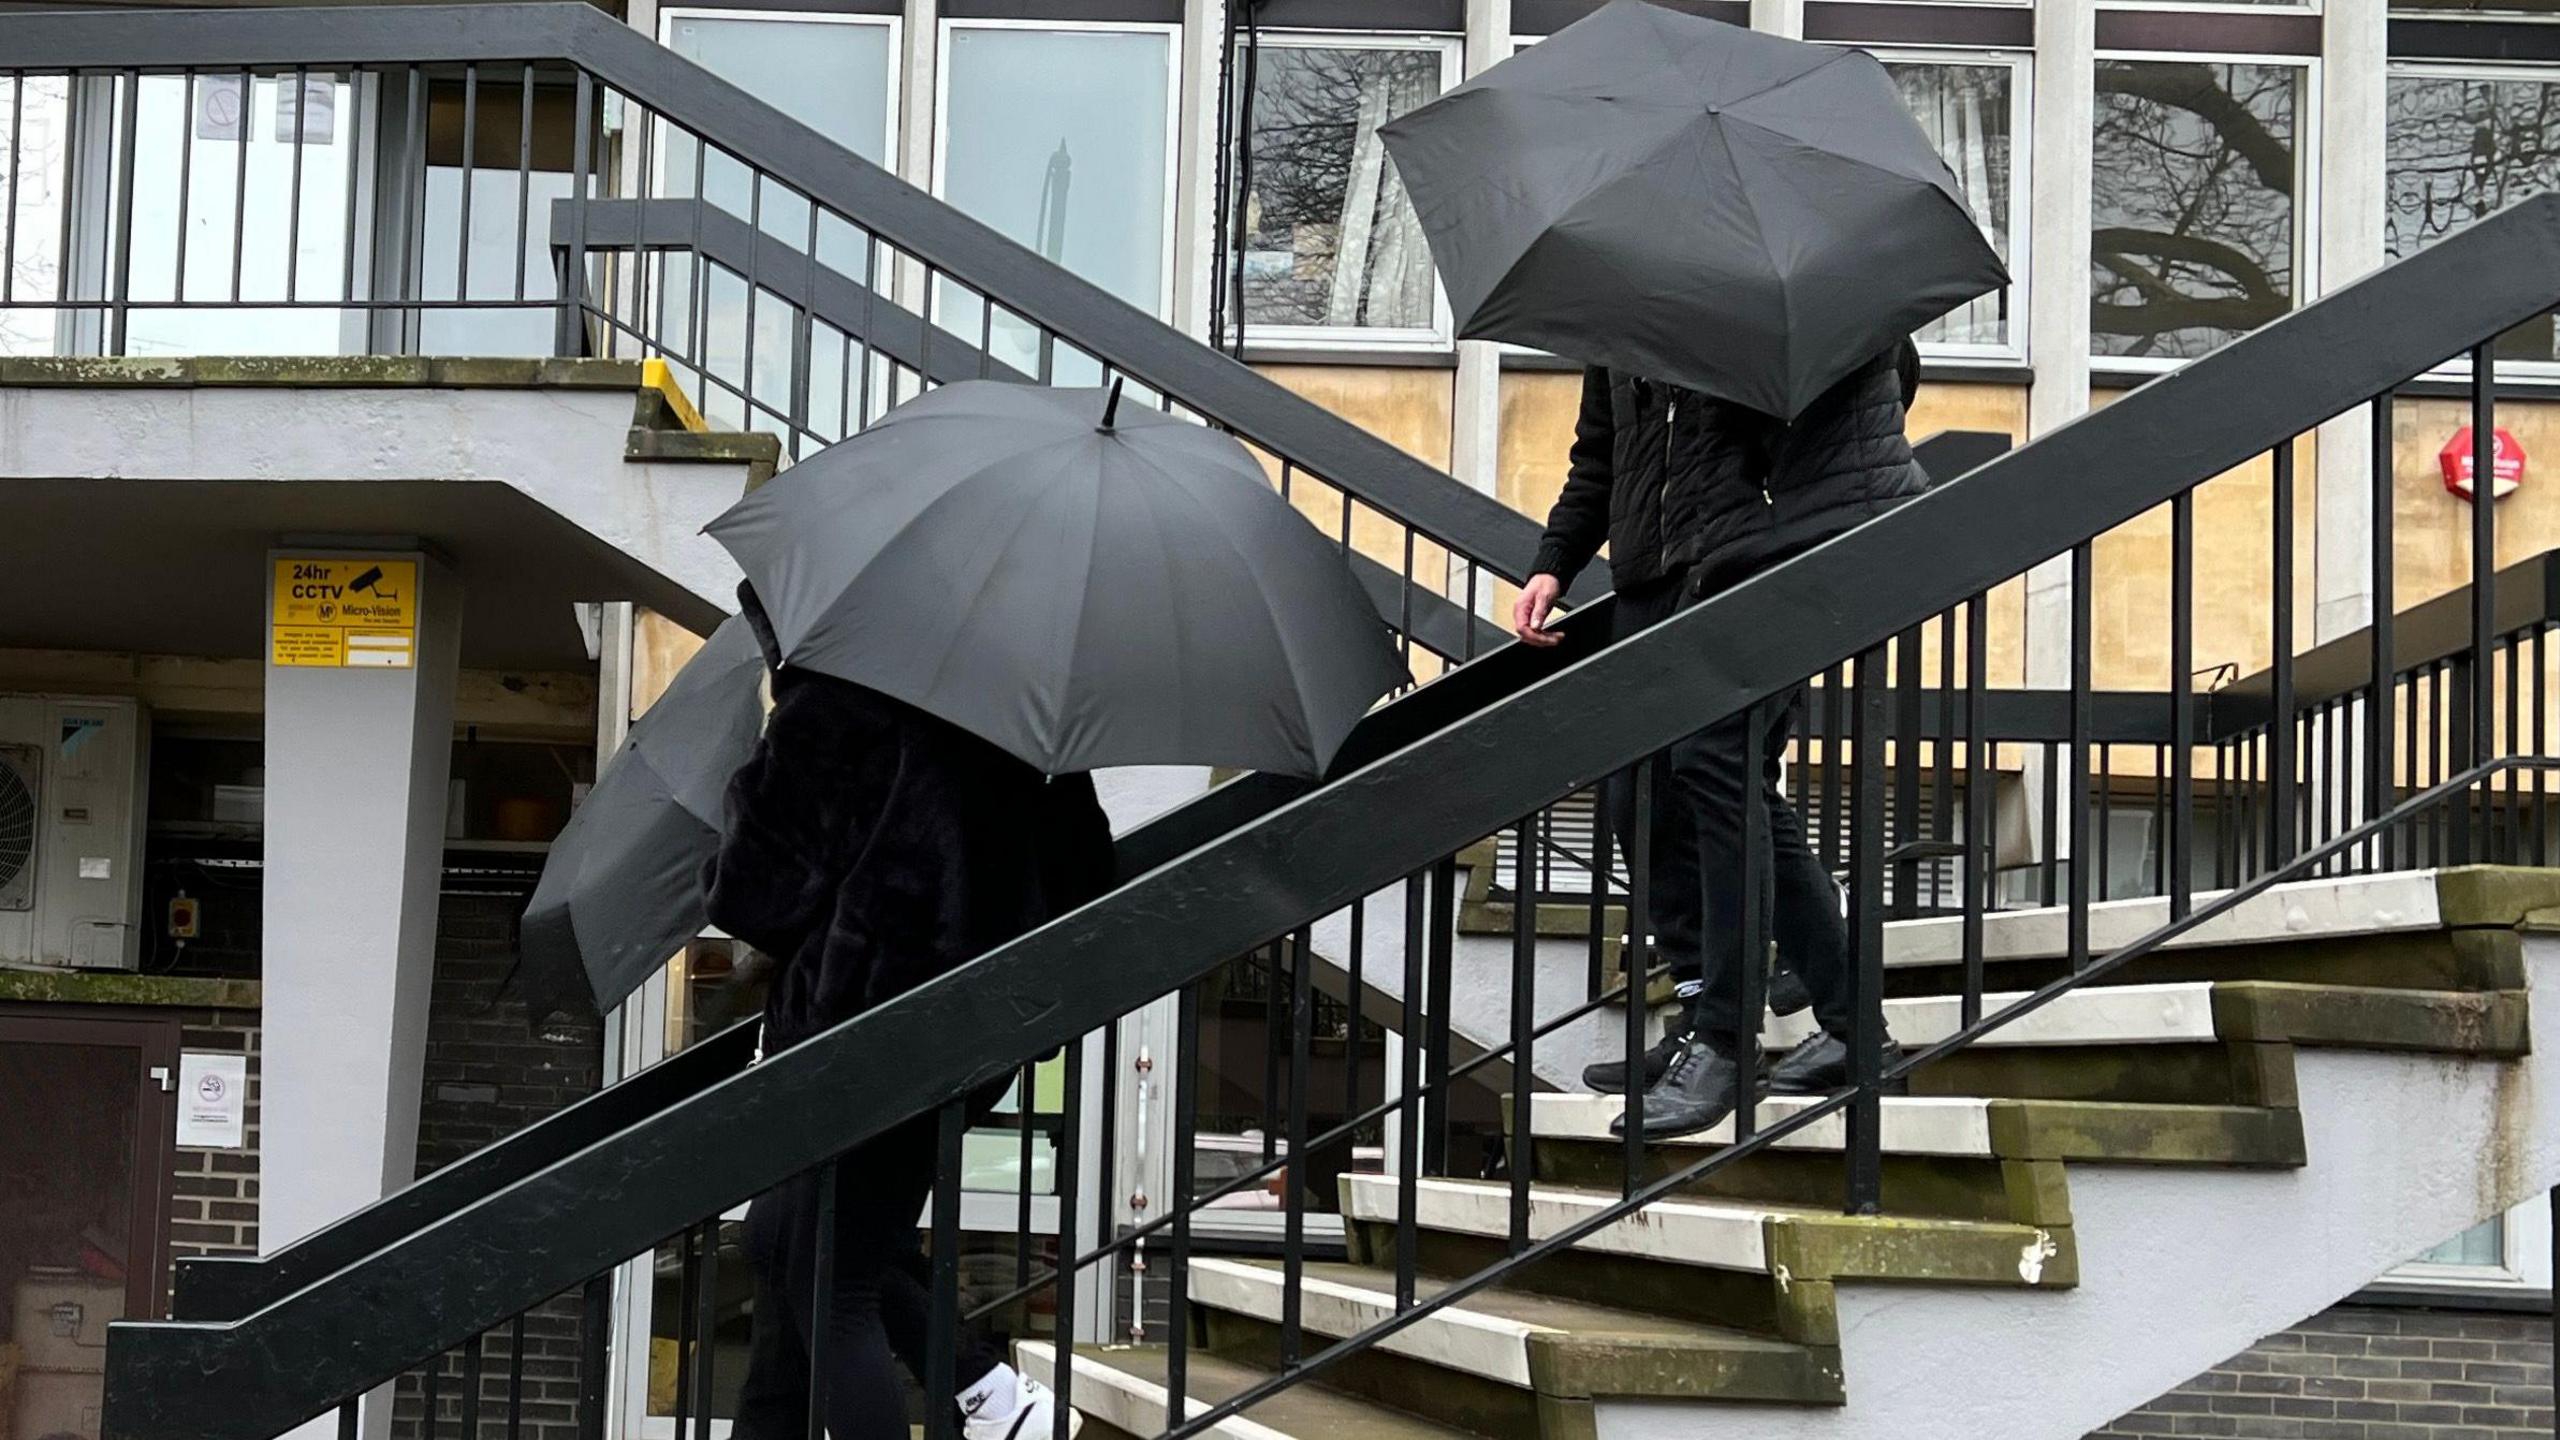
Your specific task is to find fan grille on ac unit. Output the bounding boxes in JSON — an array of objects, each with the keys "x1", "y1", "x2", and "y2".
[{"x1": 0, "y1": 745, "x2": 36, "y2": 911}]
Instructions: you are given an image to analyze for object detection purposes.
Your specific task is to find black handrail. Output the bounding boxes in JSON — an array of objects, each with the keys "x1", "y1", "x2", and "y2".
[{"x1": 97, "y1": 193, "x2": 2560, "y2": 1440}]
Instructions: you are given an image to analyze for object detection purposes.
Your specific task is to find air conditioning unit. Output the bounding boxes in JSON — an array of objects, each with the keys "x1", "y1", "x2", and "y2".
[{"x1": 0, "y1": 696, "x2": 150, "y2": 973}]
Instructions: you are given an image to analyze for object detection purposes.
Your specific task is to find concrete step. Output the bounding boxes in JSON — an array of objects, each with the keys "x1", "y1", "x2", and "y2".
[
  {"x1": 1186, "y1": 1256, "x2": 1841, "y2": 1406},
  {"x1": 1337, "y1": 1174, "x2": 2072, "y2": 1287},
  {"x1": 1015, "y1": 1341, "x2": 1473, "y2": 1440}
]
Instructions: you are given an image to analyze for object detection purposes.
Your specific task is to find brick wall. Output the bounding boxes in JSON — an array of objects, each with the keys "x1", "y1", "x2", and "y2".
[
  {"x1": 165, "y1": 1005, "x2": 262, "y2": 1291},
  {"x1": 392, "y1": 888, "x2": 606, "y2": 1440},
  {"x1": 2091, "y1": 1304, "x2": 2557, "y2": 1439}
]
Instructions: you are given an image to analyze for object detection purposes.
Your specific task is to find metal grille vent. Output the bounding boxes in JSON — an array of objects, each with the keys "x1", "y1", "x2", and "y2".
[{"x1": 0, "y1": 745, "x2": 35, "y2": 911}]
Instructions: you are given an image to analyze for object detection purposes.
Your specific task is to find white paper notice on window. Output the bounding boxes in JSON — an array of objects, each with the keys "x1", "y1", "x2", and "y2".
[
  {"x1": 277, "y1": 76, "x2": 337, "y2": 146},
  {"x1": 195, "y1": 73, "x2": 247, "y2": 143},
  {"x1": 177, "y1": 1052, "x2": 250, "y2": 1149}
]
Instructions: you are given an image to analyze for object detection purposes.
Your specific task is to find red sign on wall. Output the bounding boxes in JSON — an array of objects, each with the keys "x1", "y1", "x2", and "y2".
[{"x1": 2440, "y1": 426, "x2": 2526, "y2": 503}]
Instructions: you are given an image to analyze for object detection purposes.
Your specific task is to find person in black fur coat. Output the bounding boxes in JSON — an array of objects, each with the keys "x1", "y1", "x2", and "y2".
[{"x1": 710, "y1": 584, "x2": 1113, "y2": 1440}]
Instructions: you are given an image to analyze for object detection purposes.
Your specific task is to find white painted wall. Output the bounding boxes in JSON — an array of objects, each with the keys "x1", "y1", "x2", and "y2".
[{"x1": 0, "y1": 384, "x2": 746, "y2": 611}]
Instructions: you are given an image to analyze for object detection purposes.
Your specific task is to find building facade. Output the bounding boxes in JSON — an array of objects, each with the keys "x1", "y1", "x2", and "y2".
[{"x1": 0, "y1": 1, "x2": 2554, "y2": 1438}]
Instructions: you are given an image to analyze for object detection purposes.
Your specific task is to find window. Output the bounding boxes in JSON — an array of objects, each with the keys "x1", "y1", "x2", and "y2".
[
  {"x1": 2387, "y1": 66, "x2": 2560, "y2": 365},
  {"x1": 935, "y1": 20, "x2": 1178, "y2": 381},
  {"x1": 417, "y1": 77, "x2": 583, "y2": 357},
  {"x1": 2092, "y1": 59, "x2": 2306, "y2": 362},
  {"x1": 94, "y1": 73, "x2": 357, "y2": 358},
  {"x1": 1879, "y1": 55, "x2": 2026, "y2": 360},
  {"x1": 2380, "y1": 1202, "x2": 2554, "y2": 1294},
  {"x1": 1233, "y1": 33, "x2": 1459, "y2": 348},
  {"x1": 652, "y1": 10, "x2": 900, "y2": 431}
]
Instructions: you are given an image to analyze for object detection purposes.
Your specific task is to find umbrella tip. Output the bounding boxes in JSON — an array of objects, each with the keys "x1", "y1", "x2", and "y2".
[{"x1": 1098, "y1": 376, "x2": 1126, "y2": 433}]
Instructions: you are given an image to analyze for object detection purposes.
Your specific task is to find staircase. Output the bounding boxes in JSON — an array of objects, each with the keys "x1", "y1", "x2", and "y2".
[
  {"x1": 9, "y1": 8, "x2": 2555, "y2": 1440},
  {"x1": 1031, "y1": 867, "x2": 2556, "y2": 1438}
]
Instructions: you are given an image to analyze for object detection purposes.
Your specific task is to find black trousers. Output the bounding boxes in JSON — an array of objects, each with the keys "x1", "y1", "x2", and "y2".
[
  {"x1": 1604, "y1": 576, "x2": 1856, "y2": 1043},
  {"x1": 732, "y1": 1116, "x2": 1006, "y2": 1440}
]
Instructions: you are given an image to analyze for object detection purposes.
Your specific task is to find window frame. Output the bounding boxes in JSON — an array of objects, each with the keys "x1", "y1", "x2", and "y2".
[
  {"x1": 930, "y1": 13, "x2": 1186, "y2": 327},
  {"x1": 654, "y1": 6, "x2": 905, "y2": 175},
  {"x1": 2088, "y1": 48, "x2": 2321, "y2": 374},
  {"x1": 2386, "y1": 58, "x2": 2560, "y2": 382},
  {"x1": 1864, "y1": 43, "x2": 2035, "y2": 368},
  {"x1": 2099, "y1": 0, "x2": 2321, "y2": 19},
  {"x1": 2372, "y1": 1199, "x2": 2556, "y2": 1296},
  {"x1": 1228, "y1": 27, "x2": 1466, "y2": 354}
]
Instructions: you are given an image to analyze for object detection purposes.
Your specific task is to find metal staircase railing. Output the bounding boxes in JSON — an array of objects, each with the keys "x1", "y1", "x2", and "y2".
[
  {"x1": 0, "y1": 2, "x2": 1582, "y2": 676},
  {"x1": 80, "y1": 129, "x2": 2560, "y2": 1435}
]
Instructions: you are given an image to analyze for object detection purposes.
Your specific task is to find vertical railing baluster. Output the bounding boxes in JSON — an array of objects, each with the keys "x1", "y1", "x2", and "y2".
[
  {"x1": 1283, "y1": 925, "x2": 1314, "y2": 1364},
  {"x1": 175, "y1": 71, "x2": 195, "y2": 304},
  {"x1": 556, "y1": 70, "x2": 594, "y2": 357},
  {"x1": 1052, "y1": 1036, "x2": 1084, "y2": 1440},
  {"x1": 577, "y1": 1272, "x2": 612, "y2": 1440},
  {"x1": 1962, "y1": 595, "x2": 1989, "y2": 1026},
  {"x1": 1588, "y1": 784, "x2": 1615, "y2": 1002},
  {"x1": 2271, "y1": 442, "x2": 2298, "y2": 867},
  {"x1": 670, "y1": 1227, "x2": 698, "y2": 1432},
  {"x1": 1396, "y1": 871, "x2": 1426, "y2": 1311},
  {"x1": 2470, "y1": 343, "x2": 2500, "y2": 862},
  {"x1": 1892, "y1": 624, "x2": 1924, "y2": 919},
  {"x1": 400, "y1": 67, "x2": 424, "y2": 349},
  {"x1": 1622, "y1": 759, "x2": 1653, "y2": 1198},
  {"x1": 1167, "y1": 983, "x2": 1200, "y2": 1424},
  {"x1": 1845, "y1": 649, "x2": 1889, "y2": 1216},
  {"x1": 2039, "y1": 740, "x2": 2059, "y2": 907},
  {"x1": 340, "y1": 1400, "x2": 360, "y2": 1440},
  {"x1": 927, "y1": 1106, "x2": 967, "y2": 1440},
  {"x1": 1261, "y1": 946, "x2": 1283, "y2": 1174},
  {"x1": 1423, "y1": 860, "x2": 1457, "y2": 1175},
  {"x1": 2172, "y1": 489, "x2": 2196, "y2": 917},
  {"x1": 2371, "y1": 391, "x2": 2397, "y2": 873},
  {"x1": 1510, "y1": 812, "x2": 1539, "y2": 1254},
  {"x1": 2535, "y1": 625, "x2": 2549, "y2": 866},
  {"x1": 1820, "y1": 668, "x2": 1847, "y2": 871},
  {"x1": 1017, "y1": 1062, "x2": 1037, "y2": 1295},
  {"x1": 1935, "y1": 615, "x2": 1959, "y2": 912},
  {"x1": 1347, "y1": 897, "x2": 1366, "y2": 1121},
  {"x1": 690, "y1": 1219, "x2": 719, "y2": 1440},
  {"x1": 286, "y1": 67, "x2": 309, "y2": 304},
  {"x1": 456, "y1": 64, "x2": 477, "y2": 305},
  {"x1": 2069, "y1": 543, "x2": 2094, "y2": 967},
  {"x1": 107, "y1": 71, "x2": 138, "y2": 353},
  {"x1": 1734, "y1": 702, "x2": 1768, "y2": 1144},
  {"x1": 513, "y1": 65, "x2": 534, "y2": 306},
  {"x1": 423, "y1": 1347, "x2": 442, "y2": 1439},
  {"x1": 3, "y1": 73, "x2": 24, "y2": 306}
]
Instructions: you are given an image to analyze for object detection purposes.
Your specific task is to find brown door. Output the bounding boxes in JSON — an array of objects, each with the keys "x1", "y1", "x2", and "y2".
[{"x1": 0, "y1": 1009, "x2": 180, "y2": 1440}]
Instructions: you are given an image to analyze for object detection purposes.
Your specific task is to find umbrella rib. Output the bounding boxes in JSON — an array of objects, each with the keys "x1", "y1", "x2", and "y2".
[{"x1": 1709, "y1": 117, "x2": 1794, "y2": 398}]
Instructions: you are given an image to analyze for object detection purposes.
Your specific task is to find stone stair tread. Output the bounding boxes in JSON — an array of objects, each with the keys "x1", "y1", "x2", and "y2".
[
  {"x1": 1016, "y1": 1340, "x2": 1475, "y2": 1440},
  {"x1": 1197, "y1": 1254, "x2": 1803, "y2": 1348},
  {"x1": 1340, "y1": 1174, "x2": 2072, "y2": 1286},
  {"x1": 1526, "y1": 1092, "x2": 1997, "y2": 1156},
  {"x1": 1188, "y1": 1258, "x2": 1843, "y2": 1404}
]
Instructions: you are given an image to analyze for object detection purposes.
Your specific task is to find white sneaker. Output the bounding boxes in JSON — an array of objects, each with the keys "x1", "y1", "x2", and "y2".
[{"x1": 961, "y1": 1373, "x2": 1083, "y2": 1440}]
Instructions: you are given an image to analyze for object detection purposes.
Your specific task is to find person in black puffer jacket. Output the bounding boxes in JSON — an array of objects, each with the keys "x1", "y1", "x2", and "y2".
[
  {"x1": 1513, "y1": 342, "x2": 1923, "y2": 1141},
  {"x1": 707, "y1": 584, "x2": 1111, "y2": 1440}
]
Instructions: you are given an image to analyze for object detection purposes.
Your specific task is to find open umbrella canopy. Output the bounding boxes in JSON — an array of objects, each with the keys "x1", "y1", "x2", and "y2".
[
  {"x1": 517, "y1": 614, "x2": 767, "y2": 1025},
  {"x1": 1378, "y1": 0, "x2": 2007, "y2": 419},
  {"x1": 705, "y1": 381, "x2": 1406, "y2": 779}
]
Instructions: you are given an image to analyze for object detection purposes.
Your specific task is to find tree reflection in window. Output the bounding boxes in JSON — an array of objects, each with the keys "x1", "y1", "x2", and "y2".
[
  {"x1": 1236, "y1": 43, "x2": 1445, "y2": 336},
  {"x1": 1885, "y1": 60, "x2": 2015, "y2": 352},
  {"x1": 2388, "y1": 72, "x2": 2560, "y2": 363},
  {"x1": 2092, "y1": 61, "x2": 2300, "y2": 360}
]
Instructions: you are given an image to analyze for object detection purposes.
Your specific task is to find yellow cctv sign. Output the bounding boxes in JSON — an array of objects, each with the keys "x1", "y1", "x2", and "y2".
[{"x1": 272, "y1": 557, "x2": 418, "y2": 668}]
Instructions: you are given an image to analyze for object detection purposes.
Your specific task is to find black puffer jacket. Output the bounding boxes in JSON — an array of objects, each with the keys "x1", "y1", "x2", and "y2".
[
  {"x1": 1530, "y1": 341, "x2": 1926, "y2": 596},
  {"x1": 702, "y1": 595, "x2": 1116, "y2": 1054}
]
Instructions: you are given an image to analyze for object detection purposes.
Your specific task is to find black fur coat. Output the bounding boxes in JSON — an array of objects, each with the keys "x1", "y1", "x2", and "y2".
[{"x1": 702, "y1": 598, "x2": 1116, "y2": 1054}]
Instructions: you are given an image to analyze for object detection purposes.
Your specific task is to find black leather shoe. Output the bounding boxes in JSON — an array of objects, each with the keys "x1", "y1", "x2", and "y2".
[
  {"x1": 1609, "y1": 1039, "x2": 1743, "y2": 1140},
  {"x1": 1583, "y1": 1021, "x2": 1695, "y2": 1095},
  {"x1": 1766, "y1": 1031, "x2": 1905, "y2": 1095},
  {"x1": 1767, "y1": 965, "x2": 1813, "y2": 1018}
]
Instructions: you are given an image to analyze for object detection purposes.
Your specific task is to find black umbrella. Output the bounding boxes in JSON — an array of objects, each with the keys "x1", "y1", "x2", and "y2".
[
  {"x1": 705, "y1": 380, "x2": 1407, "y2": 778},
  {"x1": 1378, "y1": 0, "x2": 2007, "y2": 419},
  {"x1": 518, "y1": 614, "x2": 767, "y2": 1024}
]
